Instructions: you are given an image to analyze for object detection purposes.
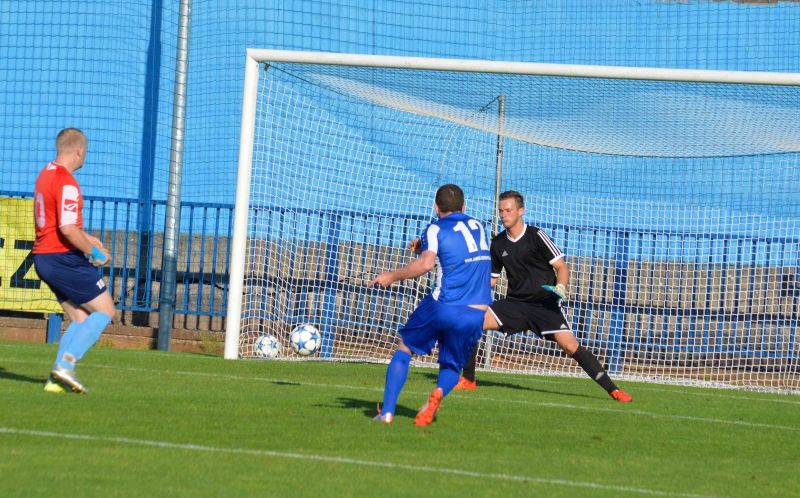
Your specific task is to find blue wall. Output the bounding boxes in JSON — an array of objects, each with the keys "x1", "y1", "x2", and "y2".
[
  {"x1": 1, "y1": 1, "x2": 797, "y2": 345},
  {"x1": 3, "y1": 0, "x2": 799, "y2": 208}
]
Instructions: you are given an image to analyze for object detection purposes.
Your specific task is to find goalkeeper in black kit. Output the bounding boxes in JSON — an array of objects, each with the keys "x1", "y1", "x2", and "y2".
[{"x1": 456, "y1": 190, "x2": 632, "y2": 403}]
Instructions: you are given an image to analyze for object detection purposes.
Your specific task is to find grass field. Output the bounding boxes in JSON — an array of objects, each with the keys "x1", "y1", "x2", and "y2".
[{"x1": 1, "y1": 341, "x2": 798, "y2": 498}]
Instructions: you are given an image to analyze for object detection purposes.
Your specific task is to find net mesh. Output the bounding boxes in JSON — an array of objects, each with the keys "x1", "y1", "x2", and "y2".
[{"x1": 238, "y1": 61, "x2": 800, "y2": 392}]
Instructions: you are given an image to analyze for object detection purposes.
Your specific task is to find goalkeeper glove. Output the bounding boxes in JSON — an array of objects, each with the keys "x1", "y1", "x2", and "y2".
[{"x1": 542, "y1": 283, "x2": 568, "y2": 301}]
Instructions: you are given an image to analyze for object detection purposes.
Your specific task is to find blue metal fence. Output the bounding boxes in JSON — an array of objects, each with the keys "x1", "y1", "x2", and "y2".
[
  {"x1": 241, "y1": 207, "x2": 798, "y2": 367},
  {"x1": 2, "y1": 191, "x2": 232, "y2": 320},
  {"x1": 3, "y1": 190, "x2": 797, "y2": 367}
]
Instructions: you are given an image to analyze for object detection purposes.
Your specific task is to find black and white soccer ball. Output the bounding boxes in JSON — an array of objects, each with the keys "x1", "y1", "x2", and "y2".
[
  {"x1": 254, "y1": 334, "x2": 281, "y2": 359},
  {"x1": 289, "y1": 324, "x2": 322, "y2": 356}
]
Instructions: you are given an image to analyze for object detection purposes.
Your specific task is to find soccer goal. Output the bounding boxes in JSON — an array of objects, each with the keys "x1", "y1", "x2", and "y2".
[{"x1": 225, "y1": 49, "x2": 800, "y2": 393}]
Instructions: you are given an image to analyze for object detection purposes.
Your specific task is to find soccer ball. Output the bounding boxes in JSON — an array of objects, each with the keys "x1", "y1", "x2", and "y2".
[
  {"x1": 253, "y1": 334, "x2": 281, "y2": 359},
  {"x1": 290, "y1": 324, "x2": 322, "y2": 356}
]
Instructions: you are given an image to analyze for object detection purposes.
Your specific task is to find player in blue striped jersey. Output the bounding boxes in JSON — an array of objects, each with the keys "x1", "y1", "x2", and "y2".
[{"x1": 371, "y1": 184, "x2": 491, "y2": 426}]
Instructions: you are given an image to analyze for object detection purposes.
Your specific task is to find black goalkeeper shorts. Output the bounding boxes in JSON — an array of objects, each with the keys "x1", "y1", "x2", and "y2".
[{"x1": 487, "y1": 298, "x2": 571, "y2": 339}]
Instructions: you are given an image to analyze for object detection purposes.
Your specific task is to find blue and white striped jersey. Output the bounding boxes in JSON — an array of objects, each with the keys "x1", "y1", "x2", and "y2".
[{"x1": 419, "y1": 212, "x2": 492, "y2": 306}]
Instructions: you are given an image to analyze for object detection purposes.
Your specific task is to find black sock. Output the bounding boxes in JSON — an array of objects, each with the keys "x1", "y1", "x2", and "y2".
[
  {"x1": 461, "y1": 342, "x2": 479, "y2": 382},
  {"x1": 571, "y1": 345, "x2": 618, "y2": 393}
]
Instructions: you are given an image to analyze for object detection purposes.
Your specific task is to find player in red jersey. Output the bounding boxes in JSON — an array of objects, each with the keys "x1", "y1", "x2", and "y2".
[{"x1": 33, "y1": 128, "x2": 115, "y2": 394}]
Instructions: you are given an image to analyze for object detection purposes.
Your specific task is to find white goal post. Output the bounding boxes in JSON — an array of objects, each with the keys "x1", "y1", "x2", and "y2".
[{"x1": 225, "y1": 49, "x2": 800, "y2": 394}]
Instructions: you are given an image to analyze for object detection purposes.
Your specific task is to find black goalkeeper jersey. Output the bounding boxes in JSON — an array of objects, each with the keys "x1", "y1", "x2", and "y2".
[{"x1": 490, "y1": 225, "x2": 564, "y2": 302}]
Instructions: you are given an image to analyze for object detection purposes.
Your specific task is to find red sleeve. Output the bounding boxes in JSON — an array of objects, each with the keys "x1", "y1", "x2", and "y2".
[{"x1": 54, "y1": 170, "x2": 81, "y2": 228}]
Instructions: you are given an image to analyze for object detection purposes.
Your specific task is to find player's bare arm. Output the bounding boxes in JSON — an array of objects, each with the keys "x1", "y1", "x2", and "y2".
[
  {"x1": 551, "y1": 257, "x2": 570, "y2": 288},
  {"x1": 85, "y1": 233, "x2": 104, "y2": 249},
  {"x1": 59, "y1": 224, "x2": 110, "y2": 267},
  {"x1": 85, "y1": 233, "x2": 111, "y2": 264},
  {"x1": 371, "y1": 250, "x2": 436, "y2": 288},
  {"x1": 542, "y1": 257, "x2": 569, "y2": 300}
]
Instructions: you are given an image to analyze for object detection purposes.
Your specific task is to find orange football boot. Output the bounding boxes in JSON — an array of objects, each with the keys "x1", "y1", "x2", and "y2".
[{"x1": 414, "y1": 388, "x2": 443, "y2": 426}]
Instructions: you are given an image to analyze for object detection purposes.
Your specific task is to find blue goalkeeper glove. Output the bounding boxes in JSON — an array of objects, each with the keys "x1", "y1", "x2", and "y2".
[{"x1": 542, "y1": 283, "x2": 568, "y2": 300}]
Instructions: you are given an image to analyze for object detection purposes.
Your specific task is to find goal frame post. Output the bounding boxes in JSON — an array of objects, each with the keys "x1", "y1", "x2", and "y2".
[{"x1": 224, "y1": 49, "x2": 800, "y2": 360}]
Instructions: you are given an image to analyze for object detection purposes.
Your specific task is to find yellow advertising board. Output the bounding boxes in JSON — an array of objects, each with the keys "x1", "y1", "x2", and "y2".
[{"x1": 0, "y1": 197, "x2": 61, "y2": 313}]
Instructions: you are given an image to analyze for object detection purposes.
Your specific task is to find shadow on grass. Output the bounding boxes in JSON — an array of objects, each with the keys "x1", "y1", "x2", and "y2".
[
  {"x1": 0, "y1": 366, "x2": 45, "y2": 385},
  {"x1": 329, "y1": 397, "x2": 418, "y2": 420},
  {"x1": 417, "y1": 371, "x2": 532, "y2": 391},
  {"x1": 272, "y1": 380, "x2": 302, "y2": 386},
  {"x1": 417, "y1": 371, "x2": 597, "y2": 400}
]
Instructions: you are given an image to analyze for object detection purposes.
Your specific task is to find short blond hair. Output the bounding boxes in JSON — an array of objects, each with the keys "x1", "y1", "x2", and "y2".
[
  {"x1": 56, "y1": 128, "x2": 86, "y2": 154},
  {"x1": 499, "y1": 190, "x2": 524, "y2": 209}
]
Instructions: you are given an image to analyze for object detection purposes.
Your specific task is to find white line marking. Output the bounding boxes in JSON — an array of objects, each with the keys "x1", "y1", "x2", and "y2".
[
  {"x1": 4, "y1": 342, "x2": 797, "y2": 401},
  {"x1": 517, "y1": 373, "x2": 800, "y2": 405},
  {"x1": 617, "y1": 385, "x2": 800, "y2": 405},
  {"x1": 477, "y1": 397, "x2": 800, "y2": 433},
  {"x1": 3, "y1": 357, "x2": 798, "y2": 432},
  {"x1": 0, "y1": 427, "x2": 723, "y2": 498}
]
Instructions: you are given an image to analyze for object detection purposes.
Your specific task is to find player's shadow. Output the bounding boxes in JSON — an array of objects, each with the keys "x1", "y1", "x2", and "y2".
[
  {"x1": 271, "y1": 380, "x2": 302, "y2": 386},
  {"x1": 0, "y1": 367, "x2": 45, "y2": 385},
  {"x1": 417, "y1": 372, "x2": 596, "y2": 400},
  {"x1": 330, "y1": 397, "x2": 418, "y2": 420},
  {"x1": 418, "y1": 371, "x2": 531, "y2": 391}
]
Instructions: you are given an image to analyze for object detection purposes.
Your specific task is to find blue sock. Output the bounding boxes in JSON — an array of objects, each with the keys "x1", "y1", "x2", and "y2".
[
  {"x1": 380, "y1": 350, "x2": 411, "y2": 416},
  {"x1": 62, "y1": 312, "x2": 111, "y2": 365},
  {"x1": 53, "y1": 320, "x2": 83, "y2": 370},
  {"x1": 437, "y1": 365, "x2": 460, "y2": 397}
]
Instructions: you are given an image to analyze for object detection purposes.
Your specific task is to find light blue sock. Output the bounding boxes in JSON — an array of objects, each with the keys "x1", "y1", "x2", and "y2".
[
  {"x1": 380, "y1": 350, "x2": 411, "y2": 416},
  {"x1": 53, "y1": 320, "x2": 83, "y2": 370},
  {"x1": 437, "y1": 365, "x2": 460, "y2": 397},
  {"x1": 62, "y1": 312, "x2": 111, "y2": 365}
]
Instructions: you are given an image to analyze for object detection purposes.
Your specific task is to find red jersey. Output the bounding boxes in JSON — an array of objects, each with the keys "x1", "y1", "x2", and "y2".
[{"x1": 33, "y1": 162, "x2": 83, "y2": 254}]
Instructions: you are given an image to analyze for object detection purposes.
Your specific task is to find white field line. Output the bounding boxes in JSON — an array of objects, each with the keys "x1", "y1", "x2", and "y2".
[
  {"x1": 0, "y1": 426, "x2": 724, "y2": 498},
  {"x1": 618, "y1": 387, "x2": 800, "y2": 405},
  {"x1": 3, "y1": 357, "x2": 798, "y2": 433},
  {"x1": 3, "y1": 343, "x2": 797, "y2": 404},
  {"x1": 517, "y1": 375, "x2": 800, "y2": 405}
]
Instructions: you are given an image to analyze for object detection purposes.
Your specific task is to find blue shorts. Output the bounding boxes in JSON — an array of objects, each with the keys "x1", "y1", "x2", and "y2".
[
  {"x1": 400, "y1": 295, "x2": 485, "y2": 371},
  {"x1": 33, "y1": 250, "x2": 107, "y2": 305}
]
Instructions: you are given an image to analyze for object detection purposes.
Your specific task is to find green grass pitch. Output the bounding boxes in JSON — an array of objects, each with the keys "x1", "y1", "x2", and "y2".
[{"x1": 1, "y1": 341, "x2": 797, "y2": 497}]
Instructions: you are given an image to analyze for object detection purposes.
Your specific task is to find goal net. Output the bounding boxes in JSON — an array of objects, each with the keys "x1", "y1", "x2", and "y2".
[{"x1": 226, "y1": 50, "x2": 800, "y2": 393}]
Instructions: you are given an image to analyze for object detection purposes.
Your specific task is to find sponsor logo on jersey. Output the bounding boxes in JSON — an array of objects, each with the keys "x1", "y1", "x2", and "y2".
[
  {"x1": 501, "y1": 250, "x2": 508, "y2": 257},
  {"x1": 60, "y1": 185, "x2": 80, "y2": 225}
]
